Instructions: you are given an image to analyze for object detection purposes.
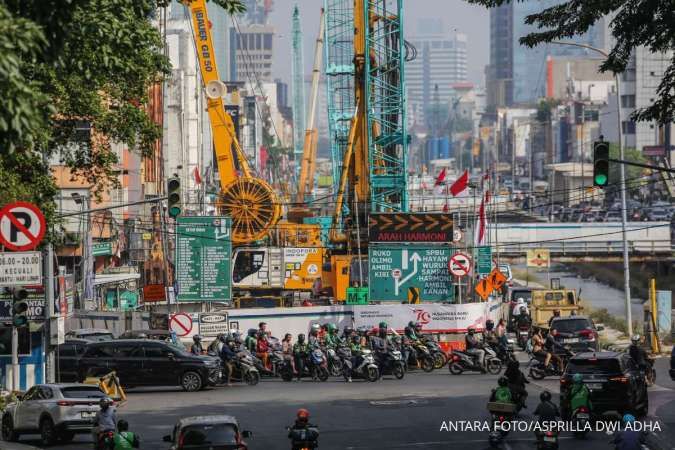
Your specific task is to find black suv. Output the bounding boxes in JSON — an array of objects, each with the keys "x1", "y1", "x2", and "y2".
[
  {"x1": 560, "y1": 351, "x2": 648, "y2": 418},
  {"x1": 550, "y1": 316, "x2": 602, "y2": 352},
  {"x1": 56, "y1": 339, "x2": 89, "y2": 383},
  {"x1": 77, "y1": 340, "x2": 221, "y2": 392}
]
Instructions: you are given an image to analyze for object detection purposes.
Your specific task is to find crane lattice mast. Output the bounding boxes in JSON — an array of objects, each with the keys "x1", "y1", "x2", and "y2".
[{"x1": 291, "y1": 3, "x2": 306, "y2": 178}]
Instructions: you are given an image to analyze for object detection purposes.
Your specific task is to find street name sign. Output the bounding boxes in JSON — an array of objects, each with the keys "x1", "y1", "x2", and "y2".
[
  {"x1": 369, "y1": 213, "x2": 454, "y2": 243},
  {"x1": 176, "y1": 216, "x2": 232, "y2": 302},
  {"x1": 369, "y1": 245, "x2": 453, "y2": 302},
  {"x1": 0, "y1": 202, "x2": 46, "y2": 251},
  {"x1": 0, "y1": 251, "x2": 42, "y2": 286}
]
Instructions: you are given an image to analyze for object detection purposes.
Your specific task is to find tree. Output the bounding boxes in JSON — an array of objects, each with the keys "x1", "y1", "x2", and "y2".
[
  {"x1": 0, "y1": 0, "x2": 245, "y2": 228},
  {"x1": 609, "y1": 143, "x2": 647, "y2": 185},
  {"x1": 467, "y1": 0, "x2": 675, "y2": 125}
]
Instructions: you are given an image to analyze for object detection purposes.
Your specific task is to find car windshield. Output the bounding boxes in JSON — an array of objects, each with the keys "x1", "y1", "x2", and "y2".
[
  {"x1": 60, "y1": 386, "x2": 107, "y2": 399},
  {"x1": 82, "y1": 333, "x2": 114, "y2": 342},
  {"x1": 512, "y1": 290, "x2": 532, "y2": 303},
  {"x1": 552, "y1": 319, "x2": 591, "y2": 333},
  {"x1": 169, "y1": 343, "x2": 191, "y2": 356},
  {"x1": 180, "y1": 424, "x2": 238, "y2": 447},
  {"x1": 567, "y1": 358, "x2": 622, "y2": 375}
]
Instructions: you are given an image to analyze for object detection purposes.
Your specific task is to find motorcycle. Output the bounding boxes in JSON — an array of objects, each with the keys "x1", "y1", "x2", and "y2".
[
  {"x1": 644, "y1": 357, "x2": 656, "y2": 386},
  {"x1": 325, "y1": 347, "x2": 344, "y2": 377},
  {"x1": 449, "y1": 346, "x2": 502, "y2": 375},
  {"x1": 287, "y1": 425, "x2": 319, "y2": 450},
  {"x1": 422, "y1": 336, "x2": 448, "y2": 369},
  {"x1": 572, "y1": 405, "x2": 591, "y2": 439},
  {"x1": 516, "y1": 324, "x2": 530, "y2": 351},
  {"x1": 535, "y1": 430, "x2": 559, "y2": 450},
  {"x1": 488, "y1": 342, "x2": 516, "y2": 364},
  {"x1": 404, "y1": 341, "x2": 435, "y2": 372},
  {"x1": 351, "y1": 349, "x2": 380, "y2": 382},
  {"x1": 336, "y1": 345, "x2": 353, "y2": 381},
  {"x1": 231, "y1": 352, "x2": 261, "y2": 385},
  {"x1": 487, "y1": 398, "x2": 517, "y2": 448},
  {"x1": 377, "y1": 347, "x2": 405, "y2": 380},
  {"x1": 94, "y1": 430, "x2": 115, "y2": 450},
  {"x1": 528, "y1": 349, "x2": 572, "y2": 380}
]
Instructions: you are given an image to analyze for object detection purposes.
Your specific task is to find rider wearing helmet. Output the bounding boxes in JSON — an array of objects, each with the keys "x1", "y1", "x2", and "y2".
[
  {"x1": 113, "y1": 419, "x2": 140, "y2": 449},
  {"x1": 219, "y1": 336, "x2": 237, "y2": 386},
  {"x1": 568, "y1": 373, "x2": 592, "y2": 414},
  {"x1": 308, "y1": 323, "x2": 321, "y2": 348},
  {"x1": 288, "y1": 409, "x2": 319, "y2": 450},
  {"x1": 484, "y1": 319, "x2": 498, "y2": 347},
  {"x1": 190, "y1": 335, "x2": 204, "y2": 355},
  {"x1": 492, "y1": 376, "x2": 513, "y2": 403},
  {"x1": 612, "y1": 414, "x2": 646, "y2": 450},
  {"x1": 245, "y1": 329, "x2": 258, "y2": 353},
  {"x1": 465, "y1": 327, "x2": 486, "y2": 372},
  {"x1": 628, "y1": 334, "x2": 648, "y2": 370},
  {"x1": 324, "y1": 323, "x2": 341, "y2": 348},
  {"x1": 504, "y1": 359, "x2": 529, "y2": 408},
  {"x1": 533, "y1": 390, "x2": 559, "y2": 424},
  {"x1": 293, "y1": 334, "x2": 310, "y2": 381},
  {"x1": 93, "y1": 397, "x2": 116, "y2": 448},
  {"x1": 512, "y1": 297, "x2": 529, "y2": 318},
  {"x1": 404, "y1": 321, "x2": 418, "y2": 341}
]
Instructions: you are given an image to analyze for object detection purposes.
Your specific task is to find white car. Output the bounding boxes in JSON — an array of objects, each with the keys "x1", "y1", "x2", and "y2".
[{"x1": 1, "y1": 383, "x2": 106, "y2": 446}]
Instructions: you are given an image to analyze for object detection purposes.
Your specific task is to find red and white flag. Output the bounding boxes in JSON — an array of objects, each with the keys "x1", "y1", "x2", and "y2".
[
  {"x1": 193, "y1": 166, "x2": 202, "y2": 185},
  {"x1": 450, "y1": 170, "x2": 469, "y2": 197},
  {"x1": 475, "y1": 191, "x2": 487, "y2": 245}
]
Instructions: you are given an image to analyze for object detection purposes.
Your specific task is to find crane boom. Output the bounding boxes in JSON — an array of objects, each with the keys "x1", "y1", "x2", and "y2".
[
  {"x1": 183, "y1": 0, "x2": 281, "y2": 244},
  {"x1": 296, "y1": 8, "x2": 326, "y2": 204}
]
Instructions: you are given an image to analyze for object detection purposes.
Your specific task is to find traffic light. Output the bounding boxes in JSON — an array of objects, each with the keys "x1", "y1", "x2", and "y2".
[
  {"x1": 11, "y1": 288, "x2": 28, "y2": 327},
  {"x1": 593, "y1": 140, "x2": 610, "y2": 187},
  {"x1": 167, "y1": 177, "x2": 182, "y2": 218}
]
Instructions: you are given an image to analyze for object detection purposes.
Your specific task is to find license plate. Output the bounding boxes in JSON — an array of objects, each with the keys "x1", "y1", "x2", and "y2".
[
  {"x1": 543, "y1": 436, "x2": 557, "y2": 442},
  {"x1": 564, "y1": 338, "x2": 579, "y2": 343},
  {"x1": 576, "y1": 413, "x2": 589, "y2": 419},
  {"x1": 81, "y1": 411, "x2": 96, "y2": 419},
  {"x1": 586, "y1": 383, "x2": 602, "y2": 390}
]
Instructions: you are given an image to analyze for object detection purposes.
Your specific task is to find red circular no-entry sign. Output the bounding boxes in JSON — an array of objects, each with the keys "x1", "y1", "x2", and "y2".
[
  {"x1": 169, "y1": 313, "x2": 194, "y2": 337},
  {"x1": 0, "y1": 202, "x2": 46, "y2": 251},
  {"x1": 449, "y1": 253, "x2": 472, "y2": 277}
]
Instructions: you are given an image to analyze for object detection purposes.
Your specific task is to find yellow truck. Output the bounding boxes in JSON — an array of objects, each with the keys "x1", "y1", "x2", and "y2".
[{"x1": 531, "y1": 289, "x2": 583, "y2": 327}]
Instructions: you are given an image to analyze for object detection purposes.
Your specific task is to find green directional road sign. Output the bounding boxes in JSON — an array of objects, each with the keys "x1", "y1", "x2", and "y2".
[
  {"x1": 369, "y1": 245, "x2": 454, "y2": 302},
  {"x1": 476, "y1": 246, "x2": 492, "y2": 275},
  {"x1": 176, "y1": 216, "x2": 232, "y2": 302},
  {"x1": 92, "y1": 242, "x2": 112, "y2": 256}
]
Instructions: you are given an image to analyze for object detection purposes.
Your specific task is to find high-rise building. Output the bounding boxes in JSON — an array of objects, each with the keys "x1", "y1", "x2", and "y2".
[
  {"x1": 407, "y1": 19, "x2": 468, "y2": 127},
  {"x1": 229, "y1": 24, "x2": 275, "y2": 83},
  {"x1": 241, "y1": 0, "x2": 273, "y2": 25},
  {"x1": 487, "y1": 0, "x2": 604, "y2": 108}
]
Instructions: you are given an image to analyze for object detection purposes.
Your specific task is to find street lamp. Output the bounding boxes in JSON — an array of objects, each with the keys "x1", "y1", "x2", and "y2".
[{"x1": 550, "y1": 41, "x2": 633, "y2": 336}]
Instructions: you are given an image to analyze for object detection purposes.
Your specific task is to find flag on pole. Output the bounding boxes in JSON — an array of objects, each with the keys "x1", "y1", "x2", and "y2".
[
  {"x1": 475, "y1": 192, "x2": 487, "y2": 245},
  {"x1": 450, "y1": 170, "x2": 469, "y2": 196},
  {"x1": 193, "y1": 166, "x2": 202, "y2": 185},
  {"x1": 434, "y1": 168, "x2": 447, "y2": 187},
  {"x1": 442, "y1": 203, "x2": 449, "y2": 213}
]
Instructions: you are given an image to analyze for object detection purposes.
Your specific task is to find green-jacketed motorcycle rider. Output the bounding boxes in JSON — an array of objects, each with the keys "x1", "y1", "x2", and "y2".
[
  {"x1": 324, "y1": 323, "x2": 342, "y2": 348},
  {"x1": 569, "y1": 373, "x2": 592, "y2": 412}
]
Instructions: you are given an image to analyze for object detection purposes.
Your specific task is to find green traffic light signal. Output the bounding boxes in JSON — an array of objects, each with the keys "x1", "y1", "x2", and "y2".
[
  {"x1": 167, "y1": 177, "x2": 182, "y2": 218},
  {"x1": 593, "y1": 141, "x2": 610, "y2": 188}
]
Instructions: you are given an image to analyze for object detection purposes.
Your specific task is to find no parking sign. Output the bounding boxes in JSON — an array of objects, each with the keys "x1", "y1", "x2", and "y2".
[{"x1": 0, "y1": 202, "x2": 46, "y2": 251}]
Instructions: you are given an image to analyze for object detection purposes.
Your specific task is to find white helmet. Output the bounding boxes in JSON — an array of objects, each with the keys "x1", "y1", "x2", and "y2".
[
  {"x1": 631, "y1": 334, "x2": 641, "y2": 344},
  {"x1": 517, "y1": 297, "x2": 525, "y2": 304}
]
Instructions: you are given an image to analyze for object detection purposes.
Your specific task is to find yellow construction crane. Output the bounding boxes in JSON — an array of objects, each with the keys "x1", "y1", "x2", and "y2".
[{"x1": 183, "y1": 0, "x2": 281, "y2": 245}]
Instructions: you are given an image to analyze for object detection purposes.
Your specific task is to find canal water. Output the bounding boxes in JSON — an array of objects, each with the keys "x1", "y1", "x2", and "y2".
[{"x1": 515, "y1": 264, "x2": 646, "y2": 322}]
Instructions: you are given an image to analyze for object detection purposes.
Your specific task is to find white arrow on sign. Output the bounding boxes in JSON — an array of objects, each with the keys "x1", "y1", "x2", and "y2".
[
  {"x1": 395, "y1": 252, "x2": 421, "y2": 296},
  {"x1": 214, "y1": 220, "x2": 230, "y2": 241}
]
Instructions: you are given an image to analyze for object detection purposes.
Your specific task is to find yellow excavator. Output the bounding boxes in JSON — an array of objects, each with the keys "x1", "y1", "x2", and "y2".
[{"x1": 183, "y1": 0, "x2": 323, "y2": 301}]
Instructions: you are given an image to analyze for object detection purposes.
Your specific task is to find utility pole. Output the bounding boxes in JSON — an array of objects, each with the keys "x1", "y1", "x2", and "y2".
[
  {"x1": 45, "y1": 243, "x2": 55, "y2": 383},
  {"x1": 551, "y1": 40, "x2": 633, "y2": 335}
]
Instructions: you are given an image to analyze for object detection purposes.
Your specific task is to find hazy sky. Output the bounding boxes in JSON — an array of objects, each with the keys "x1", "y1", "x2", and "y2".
[{"x1": 268, "y1": 0, "x2": 489, "y2": 87}]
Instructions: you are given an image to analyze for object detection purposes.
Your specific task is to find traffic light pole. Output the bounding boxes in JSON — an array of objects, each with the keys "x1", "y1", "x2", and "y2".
[{"x1": 11, "y1": 326, "x2": 18, "y2": 390}]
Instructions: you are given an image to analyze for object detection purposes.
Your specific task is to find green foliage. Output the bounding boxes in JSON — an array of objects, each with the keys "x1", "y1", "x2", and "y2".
[
  {"x1": 467, "y1": 0, "x2": 675, "y2": 125},
  {"x1": 608, "y1": 143, "x2": 647, "y2": 183}
]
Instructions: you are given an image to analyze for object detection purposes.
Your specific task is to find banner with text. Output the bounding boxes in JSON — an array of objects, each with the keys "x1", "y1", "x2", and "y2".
[{"x1": 353, "y1": 303, "x2": 493, "y2": 333}]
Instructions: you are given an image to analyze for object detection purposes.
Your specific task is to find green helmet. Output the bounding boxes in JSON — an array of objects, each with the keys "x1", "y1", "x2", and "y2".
[
  {"x1": 379, "y1": 321, "x2": 388, "y2": 329},
  {"x1": 327, "y1": 323, "x2": 337, "y2": 333},
  {"x1": 572, "y1": 373, "x2": 583, "y2": 384}
]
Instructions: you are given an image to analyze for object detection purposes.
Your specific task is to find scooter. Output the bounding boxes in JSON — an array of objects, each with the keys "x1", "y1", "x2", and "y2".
[
  {"x1": 325, "y1": 347, "x2": 343, "y2": 377},
  {"x1": 351, "y1": 349, "x2": 380, "y2": 382},
  {"x1": 516, "y1": 325, "x2": 530, "y2": 350},
  {"x1": 404, "y1": 341, "x2": 435, "y2": 372},
  {"x1": 230, "y1": 352, "x2": 261, "y2": 385},
  {"x1": 377, "y1": 347, "x2": 406, "y2": 380},
  {"x1": 572, "y1": 405, "x2": 591, "y2": 439},
  {"x1": 449, "y1": 346, "x2": 502, "y2": 375},
  {"x1": 422, "y1": 337, "x2": 448, "y2": 369},
  {"x1": 287, "y1": 425, "x2": 319, "y2": 450},
  {"x1": 535, "y1": 430, "x2": 559, "y2": 449},
  {"x1": 528, "y1": 350, "x2": 572, "y2": 380},
  {"x1": 487, "y1": 398, "x2": 517, "y2": 448}
]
